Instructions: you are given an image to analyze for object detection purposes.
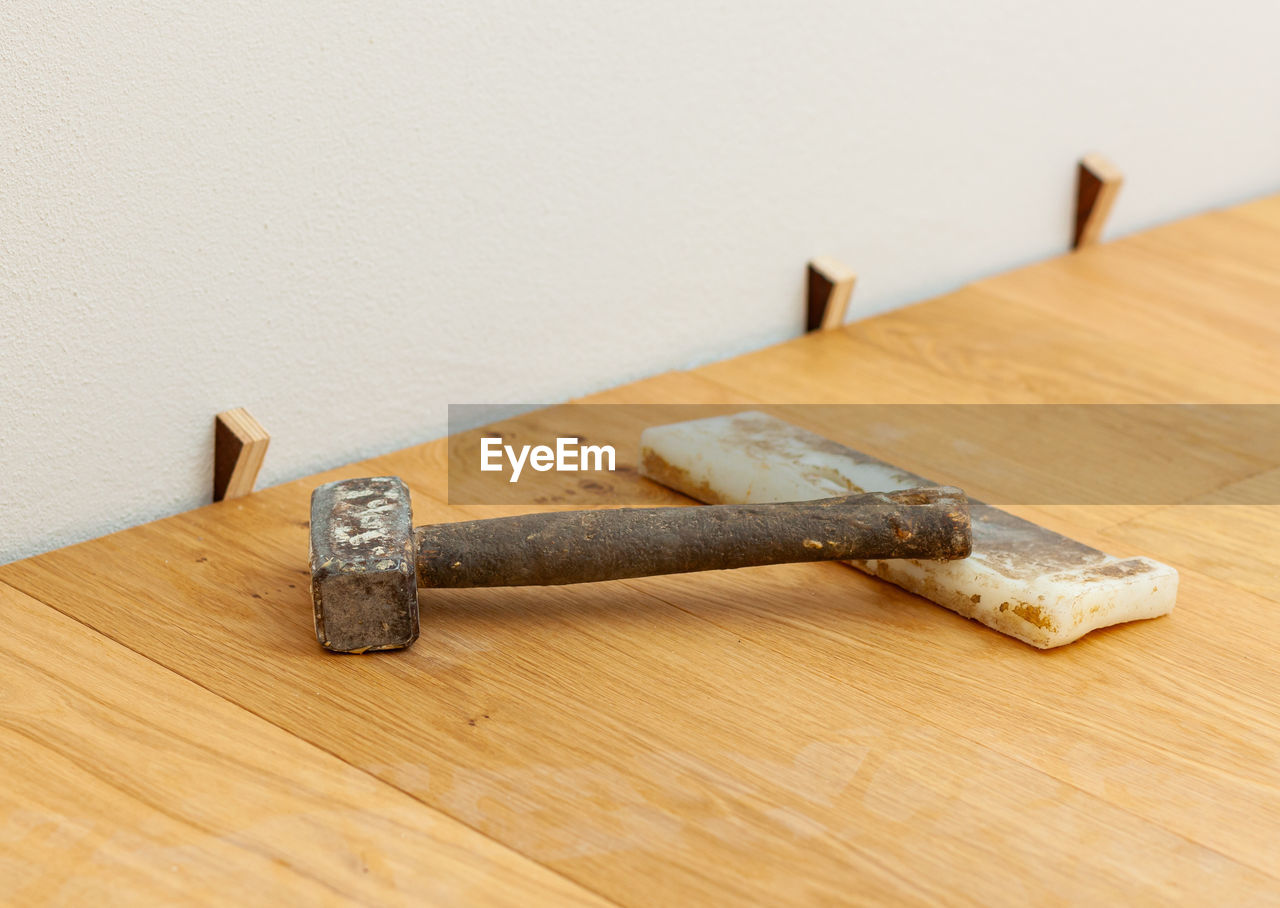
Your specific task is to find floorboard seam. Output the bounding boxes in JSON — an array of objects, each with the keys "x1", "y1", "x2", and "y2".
[
  {"x1": 623, "y1": 577, "x2": 1280, "y2": 888},
  {"x1": 0, "y1": 578, "x2": 627, "y2": 908}
]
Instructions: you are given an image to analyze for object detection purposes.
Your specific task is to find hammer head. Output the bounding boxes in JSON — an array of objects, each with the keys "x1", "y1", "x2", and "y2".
[{"x1": 309, "y1": 476, "x2": 419, "y2": 653}]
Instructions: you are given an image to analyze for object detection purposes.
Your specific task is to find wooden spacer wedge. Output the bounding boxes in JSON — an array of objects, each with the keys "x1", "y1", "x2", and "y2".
[
  {"x1": 805, "y1": 257, "x2": 857, "y2": 332},
  {"x1": 214, "y1": 408, "x2": 270, "y2": 502},
  {"x1": 1073, "y1": 154, "x2": 1124, "y2": 249}
]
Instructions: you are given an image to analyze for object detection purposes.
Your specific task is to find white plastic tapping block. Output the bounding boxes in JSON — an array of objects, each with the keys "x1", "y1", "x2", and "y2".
[{"x1": 639, "y1": 411, "x2": 1177, "y2": 648}]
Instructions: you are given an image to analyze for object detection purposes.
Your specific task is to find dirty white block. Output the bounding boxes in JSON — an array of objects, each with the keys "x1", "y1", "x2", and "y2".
[{"x1": 639, "y1": 411, "x2": 1177, "y2": 648}]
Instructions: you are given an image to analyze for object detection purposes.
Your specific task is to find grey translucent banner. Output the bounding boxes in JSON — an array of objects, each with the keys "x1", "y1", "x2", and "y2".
[{"x1": 446, "y1": 404, "x2": 1280, "y2": 506}]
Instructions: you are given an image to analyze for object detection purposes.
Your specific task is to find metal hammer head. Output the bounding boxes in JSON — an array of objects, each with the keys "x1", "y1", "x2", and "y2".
[{"x1": 309, "y1": 476, "x2": 418, "y2": 653}]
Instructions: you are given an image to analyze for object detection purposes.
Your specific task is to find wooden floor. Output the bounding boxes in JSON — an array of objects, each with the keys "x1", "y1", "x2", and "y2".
[{"x1": 4, "y1": 196, "x2": 1280, "y2": 904}]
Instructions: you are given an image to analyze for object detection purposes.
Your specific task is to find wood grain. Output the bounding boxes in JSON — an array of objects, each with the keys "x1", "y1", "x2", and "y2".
[
  {"x1": 806, "y1": 257, "x2": 857, "y2": 332},
  {"x1": 4, "y1": 488, "x2": 1275, "y2": 903},
  {"x1": 1073, "y1": 153, "x2": 1123, "y2": 249},
  {"x1": 4, "y1": 192, "x2": 1280, "y2": 903},
  {"x1": 214, "y1": 407, "x2": 271, "y2": 502},
  {"x1": 0, "y1": 582, "x2": 610, "y2": 907},
  {"x1": 1100, "y1": 503, "x2": 1280, "y2": 604},
  {"x1": 974, "y1": 233, "x2": 1280, "y2": 392},
  {"x1": 1224, "y1": 194, "x2": 1280, "y2": 232},
  {"x1": 510, "y1": 378, "x2": 1280, "y2": 878},
  {"x1": 700, "y1": 285, "x2": 1276, "y2": 404}
]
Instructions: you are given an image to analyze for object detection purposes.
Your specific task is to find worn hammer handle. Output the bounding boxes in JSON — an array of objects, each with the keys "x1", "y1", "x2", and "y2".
[{"x1": 414, "y1": 487, "x2": 969, "y2": 589}]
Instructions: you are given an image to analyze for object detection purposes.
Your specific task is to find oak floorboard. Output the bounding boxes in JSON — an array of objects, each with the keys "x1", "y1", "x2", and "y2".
[
  {"x1": 6, "y1": 192, "x2": 1280, "y2": 903},
  {"x1": 6, "y1": 476, "x2": 1275, "y2": 902},
  {"x1": 382, "y1": 380, "x2": 1280, "y2": 885},
  {"x1": 0, "y1": 582, "x2": 611, "y2": 907}
]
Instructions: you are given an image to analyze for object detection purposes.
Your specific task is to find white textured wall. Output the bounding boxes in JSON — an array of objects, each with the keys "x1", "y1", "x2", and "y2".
[{"x1": 3, "y1": 1, "x2": 1278, "y2": 564}]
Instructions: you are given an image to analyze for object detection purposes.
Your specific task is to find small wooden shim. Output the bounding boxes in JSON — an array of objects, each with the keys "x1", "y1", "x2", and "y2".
[
  {"x1": 1073, "y1": 154, "x2": 1124, "y2": 249},
  {"x1": 805, "y1": 257, "x2": 857, "y2": 332},
  {"x1": 214, "y1": 408, "x2": 270, "y2": 502}
]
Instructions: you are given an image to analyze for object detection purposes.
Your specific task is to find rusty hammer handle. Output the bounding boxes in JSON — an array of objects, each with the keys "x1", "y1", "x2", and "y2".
[{"x1": 414, "y1": 487, "x2": 970, "y2": 588}]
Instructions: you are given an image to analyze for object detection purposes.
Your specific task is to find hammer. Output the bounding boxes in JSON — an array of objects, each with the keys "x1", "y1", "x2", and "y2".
[{"x1": 309, "y1": 476, "x2": 971, "y2": 653}]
